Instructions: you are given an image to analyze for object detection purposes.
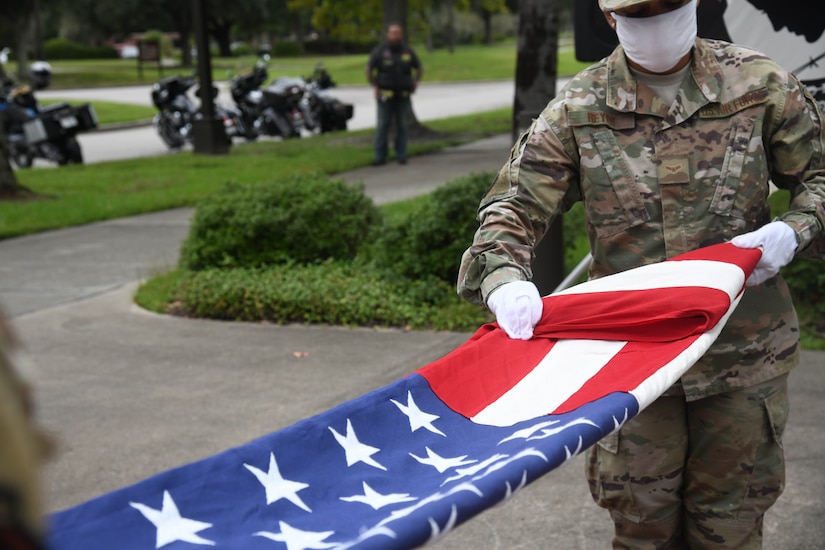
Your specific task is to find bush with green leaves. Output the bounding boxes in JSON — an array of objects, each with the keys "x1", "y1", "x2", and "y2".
[
  {"x1": 173, "y1": 260, "x2": 489, "y2": 331},
  {"x1": 273, "y1": 41, "x2": 303, "y2": 57},
  {"x1": 179, "y1": 174, "x2": 381, "y2": 270},
  {"x1": 782, "y1": 258, "x2": 825, "y2": 342},
  {"x1": 44, "y1": 38, "x2": 118, "y2": 60},
  {"x1": 369, "y1": 172, "x2": 492, "y2": 284}
]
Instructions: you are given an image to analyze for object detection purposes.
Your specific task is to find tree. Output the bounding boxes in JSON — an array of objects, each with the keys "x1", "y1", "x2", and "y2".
[
  {"x1": 287, "y1": 0, "x2": 431, "y2": 43},
  {"x1": 512, "y1": 0, "x2": 564, "y2": 293},
  {"x1": 470, "y1": 0, "x2": 509, "y2": 44},
  {"x1": 2, "y1": 2, "x2": 37, "y2": 82},
  {"x1": 383, "y1": 0, "x2": 407, "y2": 33},
  {"x1": 195, "y1": 0, "x2": 271, "y2": 58}
]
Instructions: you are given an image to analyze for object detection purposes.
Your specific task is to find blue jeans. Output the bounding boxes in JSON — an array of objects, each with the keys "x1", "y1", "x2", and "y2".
[{"x1": 374, "y1": 95, "x2": 411, "y2": 162}]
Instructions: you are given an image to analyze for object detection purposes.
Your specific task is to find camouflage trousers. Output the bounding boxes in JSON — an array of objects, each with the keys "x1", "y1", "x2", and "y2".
[{"x1": 585, "y1": 374, "x2": 789, "y2": 549}]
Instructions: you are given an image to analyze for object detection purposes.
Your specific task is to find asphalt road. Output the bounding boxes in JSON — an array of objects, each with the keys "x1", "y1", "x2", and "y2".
[{"x1": 35, "y1": 81, "x2": 516, "y2": 165}]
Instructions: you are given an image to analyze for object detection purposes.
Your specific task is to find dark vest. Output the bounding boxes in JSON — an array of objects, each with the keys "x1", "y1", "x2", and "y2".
[{"x1": 372, "y1": 44, "x2": 417, "y2": 92}]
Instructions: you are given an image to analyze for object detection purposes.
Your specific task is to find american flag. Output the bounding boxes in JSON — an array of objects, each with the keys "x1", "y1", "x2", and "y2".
[{"x1": 47, "y1": 243, "x2": 760, "y2": 550}]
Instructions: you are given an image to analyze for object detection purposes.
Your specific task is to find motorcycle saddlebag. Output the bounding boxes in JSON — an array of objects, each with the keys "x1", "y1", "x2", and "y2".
[
  {"x1": 73, "y1": 103, "x2": 99, "y2": 131},
  {"x1": 22, "y1": 104, "x2": 98, "y2": 143},
  {"x1": 332, "y1": 102, "x2": 354, "y2": 122}
]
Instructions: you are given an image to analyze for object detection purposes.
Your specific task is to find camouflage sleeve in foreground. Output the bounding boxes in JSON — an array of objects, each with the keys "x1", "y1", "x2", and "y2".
[
  {"x1": 772, "y1": 75, "x2": 825, "y2": 258},
  {"x1": 456, "y1": 110, "x2": 582, "y2": 306},
  {"x1": 0, "y1": 312, "x2": 48, "y2": 548}
]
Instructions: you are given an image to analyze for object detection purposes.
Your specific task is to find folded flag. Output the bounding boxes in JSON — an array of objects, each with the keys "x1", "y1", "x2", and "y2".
[{"x1": 47, "y1": 243, "x2": 761, "y2": 550}]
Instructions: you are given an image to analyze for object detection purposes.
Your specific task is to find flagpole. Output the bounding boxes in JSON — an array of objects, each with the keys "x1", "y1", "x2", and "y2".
[{"x1": 552, "y1": 252, "x2": 592, "y2": 294}]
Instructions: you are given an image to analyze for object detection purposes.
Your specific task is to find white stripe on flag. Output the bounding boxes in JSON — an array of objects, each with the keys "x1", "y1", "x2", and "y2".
[
  {"x1": 471, "y1": 339, "x2": 627, "y2": 427},
  {"x1": 629, "y1": 293, "x2": 744, "y2": 411},
  {"x1": 553, "y1": 260, "x2": 746, "y2": 301}
]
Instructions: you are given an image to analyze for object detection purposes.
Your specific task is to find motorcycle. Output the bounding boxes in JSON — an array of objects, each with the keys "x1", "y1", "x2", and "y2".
[
  {"x1": 229, "y1": 59, "x2": 353, "y2": 140},
  {"x1": 0, "y1": 54, "x2": 97, "y2": 168},
  {"x1": 230, "y1": 59, "x2": 326, "y2": 140},
  {"x1": 151, "y1": 73, "x2": 247, "y2": 149},
  {"x1": 304, "y1": 63, "x2": 354, "y2": 134},
  {"x1": 228, "y1": 60, "x2": 268, "y2": 141}
]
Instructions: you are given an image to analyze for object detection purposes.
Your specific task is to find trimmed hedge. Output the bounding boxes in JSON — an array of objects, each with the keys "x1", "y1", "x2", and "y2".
[
  {"x1": 173, "y1": 260, "x2": 488, "y2": 331},
  {"x1": 369, "y1": 172, "x2": 491, "y2": 284},
  {"x1": 179, "y1": 174, "x2": 382, "y2": 270},
  {"x1": 44, "y1": 38, "x2": 119, "y2": 60}
]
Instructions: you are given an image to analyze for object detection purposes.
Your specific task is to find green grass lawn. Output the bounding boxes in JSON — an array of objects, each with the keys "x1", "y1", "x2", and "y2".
[
  {"x1": 2, "y1": 108, "x2": 511, "y2": 239},
  {"x1": 38, "y1": 99, "x2": 156, "y2": 126},
  {"x1": 11, "y1": 40, "x2": 592, "y2": 90}
]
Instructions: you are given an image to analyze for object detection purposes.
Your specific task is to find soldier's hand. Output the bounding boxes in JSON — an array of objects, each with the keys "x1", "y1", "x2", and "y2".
[
  {"x1": 486, "y1": 281, "x2": 543, "y2": 340},
  {"x1": 730, "y1": 221, "x2": 798, "y2": 286}
]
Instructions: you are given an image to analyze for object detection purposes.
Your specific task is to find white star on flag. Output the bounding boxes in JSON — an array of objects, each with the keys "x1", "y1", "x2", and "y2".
[
  {"x1": 329, "y1": 418, "x2": 387, "y2": 470},
  {"x1": 409, "y1": 447, "x2": 477, "y2": 473},
  {"x1": 129, "y1": 490, "x2": 214, "y2": 548},
  {"x1": 443, "y1": 454, "x2": 509, "y2": 484},
  {"x1": 244, "y1": 452, "x2": 312, "y2": 512},
  {"x1": 255, "y1": 521, "x2": 337, "y2": 550},
  {"x1": 340, "y1": 481, "x2": 417, "y2": 510},
  {"x1": 391, "y1": 391, "x2": 446, "y2": 436}
]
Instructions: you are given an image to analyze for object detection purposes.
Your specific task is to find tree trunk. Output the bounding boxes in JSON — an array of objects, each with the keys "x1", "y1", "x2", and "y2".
[
  {"x1": 14, "y1": 29, "x2": 29, "y2": 83},
  {"x1": 419, "y1": 9, "x2": 433, "y2": 53},
  {"x1": 32, "y1": 0, "x2": 44, "y2": 60},
  {"x1": 207, "y1": 19, "x2": 233, "y2": 57},
  {"x1": 513, "y1": 0, "x2": 563, "y2": 294},
  {"x1": 383, "y1": 0, "x2": 407, "y2": 35},
  {"x1": 447, "y1": 0, "x2": 457, "y2": 54},
  {"x1": 482, "y1": 10, "x2": 493, "y2": 44},
  {"x1": 167, "y1": 4, "x2": 193, "y2": 67},
  {"x1": 180, "y1": 29, "x2": 193, "y2": 67},
  {"x1": 292, "y1": 12, "x2": 306, "y2": 53}
]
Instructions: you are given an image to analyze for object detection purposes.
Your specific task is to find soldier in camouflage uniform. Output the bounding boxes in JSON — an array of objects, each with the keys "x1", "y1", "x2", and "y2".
[
  {"x1": 457, "y1": 0, "x2": 825, "y2": 547},
  {"x1": 0, "y1": 307, "x2": 48, "y2": 549}
]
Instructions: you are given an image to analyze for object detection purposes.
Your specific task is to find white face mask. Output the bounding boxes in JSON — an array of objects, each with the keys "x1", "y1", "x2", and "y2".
[{"x1": 612, "y1": 0, "x2": 698, "y2": 74}]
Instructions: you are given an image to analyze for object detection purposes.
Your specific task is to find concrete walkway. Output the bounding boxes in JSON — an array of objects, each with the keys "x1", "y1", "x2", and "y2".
[{"x1": 2, "y1": 137, "x2": 823, "y2": 548}]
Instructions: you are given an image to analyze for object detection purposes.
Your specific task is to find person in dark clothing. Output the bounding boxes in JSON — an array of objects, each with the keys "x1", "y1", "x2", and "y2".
[{"x1": 365, "y1": 24, "x2": 423, "y2": 165}]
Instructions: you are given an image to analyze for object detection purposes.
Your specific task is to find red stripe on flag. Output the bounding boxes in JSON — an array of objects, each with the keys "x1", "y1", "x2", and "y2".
[
  {"x1": 550, "y1": 335, "x2": 702, "y2": 414},
  {"x1": 536, "y1": 286, "x2": 730, "y2": 342},
  {"x1": 418, "y1": 325, "x2": 556, "y2": 418}
]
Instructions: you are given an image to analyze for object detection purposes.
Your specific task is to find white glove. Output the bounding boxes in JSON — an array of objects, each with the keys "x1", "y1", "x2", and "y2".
[
  {"x1": 486, "y1": 281, "x2": 543, "y2": 340},
  {"x1": 730, "y1": 221, "x2": 798, "y2": 286}
]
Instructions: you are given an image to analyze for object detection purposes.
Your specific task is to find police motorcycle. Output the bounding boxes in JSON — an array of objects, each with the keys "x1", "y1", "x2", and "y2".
[
  {"x1": 0, "y1": 55, "x2": 97, "y2": 168},
  {"x1": 303, "y1": 63, "x2": 354, "y2": 134},
  {"x1": 229, "y1": 58, "x2": 315, "y2": 139},
  {"x1": 150, "y1": 73, "x2": 247, "y2": 149}
]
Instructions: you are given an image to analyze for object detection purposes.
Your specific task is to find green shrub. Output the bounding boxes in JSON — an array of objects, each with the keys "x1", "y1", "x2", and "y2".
[
  {"x1": 174, "y1": 261, "x2": 490, "y2": 331},
  {"x1": 370, "y1": 172, "x2": 491, "y2": 284},
  {"x1": 303, "y1": 38, "x2": 377, "y2": 55},
  {"x1": 141, "y1": 30, "x2": 175, "y2": 59},
  {"x1": 44, "y1": 38, "x2": 118, "y2": 60},
  {"x1": 273, "y1": 41, "x2": 303, "y2": 57},
  {"x1": 179, "y1": 174, "x2": 382, "y2": 270},
  {"x1": 782, "y1": 257, "x2": 825, "y2": 342},
  {"x1": 232, "y1": 44, "x2": 258, "y2": 57}
]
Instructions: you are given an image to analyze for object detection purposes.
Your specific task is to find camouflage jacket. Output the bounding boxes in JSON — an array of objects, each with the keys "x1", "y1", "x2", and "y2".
[{"x1": 458, "y1": 38, "x2": 825, "y2": 400}]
